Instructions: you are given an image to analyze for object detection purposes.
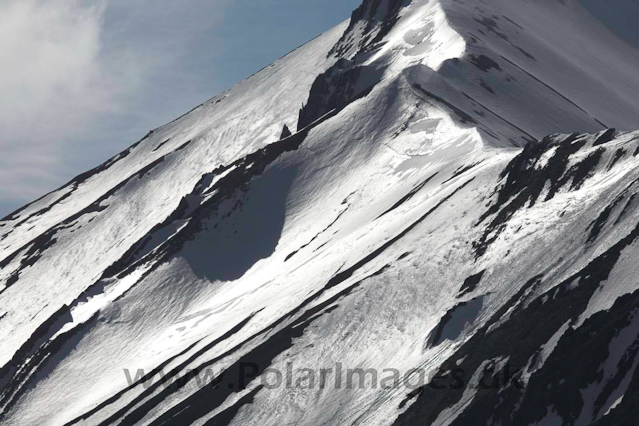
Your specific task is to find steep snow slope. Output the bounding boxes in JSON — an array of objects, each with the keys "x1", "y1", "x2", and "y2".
[
  {"x1": 0, "y1": 20, "x2": 349, "y2": 364},
  {"x1": 2, "y1": 1, "x2": 639, "y2": 425}
]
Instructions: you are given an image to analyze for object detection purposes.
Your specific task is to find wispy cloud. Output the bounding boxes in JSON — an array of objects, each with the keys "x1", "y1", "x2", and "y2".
[
  {"x1": 0, "y1": 0, "x2": 108, "y2": 202},
  {"x1": 0, "y1": 0, "x2": 227, "y2": 214},
  {"x1": 0, "y1": 0, "x2": 360, "y2": 217}
]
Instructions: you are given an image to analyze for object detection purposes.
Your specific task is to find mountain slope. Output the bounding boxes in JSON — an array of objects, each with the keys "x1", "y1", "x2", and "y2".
[{"x1": 2, "y1": 1, "x2": 639, "y2": 425}]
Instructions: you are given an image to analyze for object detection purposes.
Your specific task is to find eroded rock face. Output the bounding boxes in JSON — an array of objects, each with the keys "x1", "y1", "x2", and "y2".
[{"x1": 330, "y1": 0, "x2": 409, "y2": 57}]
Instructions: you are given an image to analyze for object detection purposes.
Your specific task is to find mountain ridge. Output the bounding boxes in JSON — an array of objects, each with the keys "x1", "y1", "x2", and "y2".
[{"x1": 2, "y1": 1, "x2": 639, "y2": 425}]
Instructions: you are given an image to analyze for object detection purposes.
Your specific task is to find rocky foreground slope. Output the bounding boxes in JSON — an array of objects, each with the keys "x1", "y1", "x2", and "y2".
[{"x1": 2, "y1": 0, "x2": 639, "y2": 425}]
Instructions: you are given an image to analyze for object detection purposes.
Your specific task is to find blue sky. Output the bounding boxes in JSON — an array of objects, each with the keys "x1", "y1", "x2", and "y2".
[
  {"x1": 0, "y1": 0, "x2": 361, "y2": 218},
  {"x1": 579, "y1": 0, "x2": 639, "y2": 48}
]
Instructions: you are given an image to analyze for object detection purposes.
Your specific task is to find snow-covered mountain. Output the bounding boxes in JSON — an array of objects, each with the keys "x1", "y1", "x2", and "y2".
[{"x1": 2, "y1": 0, "x2": 639, "y2": 425}]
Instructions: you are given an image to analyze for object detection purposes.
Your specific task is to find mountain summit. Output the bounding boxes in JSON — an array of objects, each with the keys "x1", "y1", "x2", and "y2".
[{"x1": 2, "y1": 1, "x2": 639, "y2": 425}]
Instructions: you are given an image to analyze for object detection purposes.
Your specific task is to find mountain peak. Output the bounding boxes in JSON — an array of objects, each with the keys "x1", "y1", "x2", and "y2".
[
  {"x1": 318, "y1": 0, "x2": 639, "y2": 148},
  {"x1": 3, "y1": 1, "x2": 639, "y2": 425},
  {"x1": 331, "y1": 0, "x2": 408, "y2": 58}
]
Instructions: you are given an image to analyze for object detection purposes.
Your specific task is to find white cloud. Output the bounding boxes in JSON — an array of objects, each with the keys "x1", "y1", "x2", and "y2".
[
  {"x1": 0, "y1": 0, "x2": 110, "y2": 200},
  {"x1": 0, "y1": 0, "x2": 228, "y2": 213},
  {"x1": 0, "y1": 0, "x2": 355, "y2": 216}
]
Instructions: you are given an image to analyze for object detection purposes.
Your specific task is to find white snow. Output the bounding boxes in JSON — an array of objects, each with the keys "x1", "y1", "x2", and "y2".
[{"x1": 2, "y1": 0, "x2": 639, "y2": 425}]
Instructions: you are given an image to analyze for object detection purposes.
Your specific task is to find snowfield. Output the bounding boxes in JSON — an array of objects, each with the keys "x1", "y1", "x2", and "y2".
[{"x1": 2, "y1": 0, "x2": 639, "y2": 425}]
